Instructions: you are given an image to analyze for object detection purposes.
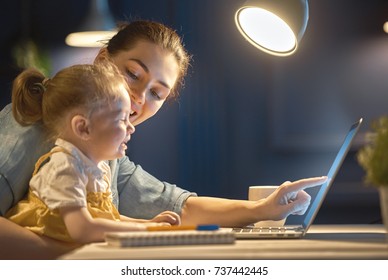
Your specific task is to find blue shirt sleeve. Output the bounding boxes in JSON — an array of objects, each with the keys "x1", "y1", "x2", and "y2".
[
  {"x1": 111, "y1": 156, "x2": 196, "y2": 219},
  {"x1": 0, "y1": 104, "x2": 53, "y2": 216}
]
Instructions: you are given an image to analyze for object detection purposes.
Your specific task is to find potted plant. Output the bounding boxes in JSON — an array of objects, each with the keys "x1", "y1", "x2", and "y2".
[{"x1": 357, "y1": 116, "x2": 388, "y2": 239}]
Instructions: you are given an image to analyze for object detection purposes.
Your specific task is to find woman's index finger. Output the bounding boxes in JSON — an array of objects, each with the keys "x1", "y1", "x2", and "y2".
[{"x1": 282, "y1": 176, "x2": 328, "y2": 193}]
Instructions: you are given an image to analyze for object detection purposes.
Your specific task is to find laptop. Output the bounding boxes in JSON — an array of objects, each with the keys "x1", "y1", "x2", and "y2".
[{"x1": 231, "y1": 118, "x2": 363, "y2": 239}]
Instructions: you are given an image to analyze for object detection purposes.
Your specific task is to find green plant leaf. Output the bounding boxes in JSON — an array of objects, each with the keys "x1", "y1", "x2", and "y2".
[{"x1": 357, "y1": 116, "x2": 388, "y2": 187}]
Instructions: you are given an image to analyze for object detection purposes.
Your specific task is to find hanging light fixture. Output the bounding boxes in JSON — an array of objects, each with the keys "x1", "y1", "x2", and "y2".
[
  {"x1": 65, "y1": 0, "x2": 117, "y2": 47},
  {"x1": 384, "y1": 21, "x2": 388, "y2": 34},
  {"x1": 235, "y1": 0, "x2": 309, "y2": 56}
]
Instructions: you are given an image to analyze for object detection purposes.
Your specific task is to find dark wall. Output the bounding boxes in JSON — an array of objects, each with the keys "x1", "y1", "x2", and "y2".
[{"x1": 1, "y1": 0, "x2": 387, "y2": 224}]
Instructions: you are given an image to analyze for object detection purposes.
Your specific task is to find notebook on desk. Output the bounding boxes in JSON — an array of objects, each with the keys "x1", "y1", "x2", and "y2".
[
  {"x1": 105, "y1": 228, "x2": 235, "y2": 247},
  {"x1": 230, "y1": 118, "x2": 363, "y2": 239}
]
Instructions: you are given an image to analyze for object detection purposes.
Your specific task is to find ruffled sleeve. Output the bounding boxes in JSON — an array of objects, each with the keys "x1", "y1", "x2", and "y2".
[{"x1": 30, "y1": 152, "x2": 88, "y2": 210}]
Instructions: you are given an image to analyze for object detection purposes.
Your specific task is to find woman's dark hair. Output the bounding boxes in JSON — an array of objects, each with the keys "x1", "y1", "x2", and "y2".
[{"x1": 106, "y1": 20, "x2": 191, "y2": 98}]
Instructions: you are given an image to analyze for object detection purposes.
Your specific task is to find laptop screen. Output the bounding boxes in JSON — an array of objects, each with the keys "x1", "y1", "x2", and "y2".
[{"x1": 301, "y1": 118, "x2": 363, "y2": 229}]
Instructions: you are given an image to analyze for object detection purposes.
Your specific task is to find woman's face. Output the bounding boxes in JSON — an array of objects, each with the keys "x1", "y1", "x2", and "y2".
[{"x1": 107, "y1": 41, "x2": 179, "y2": 126}]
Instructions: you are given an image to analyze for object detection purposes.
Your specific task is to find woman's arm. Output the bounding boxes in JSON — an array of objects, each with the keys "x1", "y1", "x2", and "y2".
[
  {"x1": 113, "y1": 157, "x2": 326, "y2": 227},
  {"x1": 0, "y1": 217, "x2": 78, "y2": 260},
  {"x1": 180, "y1": 197, "x2": 262, "y2": 227},
  {"x1": 181, "y1": 177, "x2": 328, "y2": 227},
  {"x1": 113, "y1": 156, "x2": 195, "y2": 218}
]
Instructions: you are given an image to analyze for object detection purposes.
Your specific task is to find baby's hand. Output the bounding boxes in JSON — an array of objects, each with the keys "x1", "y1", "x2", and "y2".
[{"x1": 150, "y1": 211, "x2": 181, "y2": 226}]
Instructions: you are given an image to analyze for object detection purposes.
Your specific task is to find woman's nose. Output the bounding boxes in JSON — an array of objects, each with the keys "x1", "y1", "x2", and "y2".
[{"x1": 130, "y1": 85, "x2": 146, "y2": 105}]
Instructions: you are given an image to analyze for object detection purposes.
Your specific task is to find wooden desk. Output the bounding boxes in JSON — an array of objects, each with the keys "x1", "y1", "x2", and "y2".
[{"x1": 59, "y1": 225, "x2": 388, "y2": 260}]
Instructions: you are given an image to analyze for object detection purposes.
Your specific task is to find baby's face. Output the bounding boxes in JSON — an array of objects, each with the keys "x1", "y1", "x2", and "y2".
[{"x1": 87, "y1": 85, "x2": 135, "y2": 163}]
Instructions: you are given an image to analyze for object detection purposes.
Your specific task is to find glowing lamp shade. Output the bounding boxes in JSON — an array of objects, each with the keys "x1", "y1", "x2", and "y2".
[
  {"x1": 235, "y1": 0, "x2": 309, "y2": 56},
  {"x1": 65, "y1": 0, "x2": 117, "y2": 48},
  {"x1": 384, "y1": 21, "x2": 388, "y2": 34},
  {"x1": 65, "y1": 31, "x2": 116, "y2": 47}
]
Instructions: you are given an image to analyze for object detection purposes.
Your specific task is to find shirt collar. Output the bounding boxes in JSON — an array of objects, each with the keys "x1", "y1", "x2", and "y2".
[{"x1": 54, "y1": 138, "x2": 106, "y2": 179}]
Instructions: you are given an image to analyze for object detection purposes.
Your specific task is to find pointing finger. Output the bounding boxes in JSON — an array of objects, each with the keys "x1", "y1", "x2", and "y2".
[{"x1": 281, "y1": 176, "x2": 328, "y2": 193}]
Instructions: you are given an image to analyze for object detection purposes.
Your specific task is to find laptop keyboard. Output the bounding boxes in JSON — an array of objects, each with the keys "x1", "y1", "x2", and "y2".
[
  {"x1": 232, "y1": 227, "x2": 287, "y2": 233},
  {"x1": 231, "y1": 226, "x2": 305, "y2": 239}
]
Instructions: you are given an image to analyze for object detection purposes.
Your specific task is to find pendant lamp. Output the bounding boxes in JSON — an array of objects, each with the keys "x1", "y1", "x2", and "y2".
[{"x1": 65, "y1": 0, "x2": 116, "y2": 47}]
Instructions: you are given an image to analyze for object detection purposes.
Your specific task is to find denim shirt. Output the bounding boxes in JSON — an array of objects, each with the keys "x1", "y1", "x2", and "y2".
[{"x1": 0, "y1": 103, "x2": 195, "y2": 217}]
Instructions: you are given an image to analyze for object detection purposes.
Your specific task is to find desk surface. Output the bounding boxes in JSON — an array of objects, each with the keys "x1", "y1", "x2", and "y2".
[{"x1": 60, "y1": 225, "x2": 388, "y2": 260}]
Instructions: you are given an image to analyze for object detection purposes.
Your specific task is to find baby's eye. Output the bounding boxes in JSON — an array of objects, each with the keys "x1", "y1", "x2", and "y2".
[{"x1": 121, "y1": 116, "x2": 130, "y2": 122}]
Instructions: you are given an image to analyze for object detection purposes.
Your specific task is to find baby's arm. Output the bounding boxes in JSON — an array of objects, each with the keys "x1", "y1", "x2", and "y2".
[
  {"x1": 60, "y1": 207, "x2": 173, "y2": 244},
  {"x1": 120, "y1": 211, "x2": 181, "y2": 226}
]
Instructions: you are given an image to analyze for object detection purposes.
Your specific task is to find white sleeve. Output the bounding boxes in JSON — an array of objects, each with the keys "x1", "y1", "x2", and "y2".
[{"x1": 30, "y1": 153, "x2": 88, "y2": 210}]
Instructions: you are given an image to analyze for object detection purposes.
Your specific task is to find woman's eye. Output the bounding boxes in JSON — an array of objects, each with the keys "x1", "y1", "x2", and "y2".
[
  {"x1": 126, "y1": 70, "x2": 138, "y2": 80},
  {"x1": 150, "y1": 90, "x2": 161, "y2": 100}
]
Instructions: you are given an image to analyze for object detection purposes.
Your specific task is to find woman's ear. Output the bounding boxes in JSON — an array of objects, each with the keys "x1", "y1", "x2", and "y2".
[
  {"x1": 94, "y1": 47, "x2": 109, "y2": 63},
  {"x1": 71, "y1": 115, "x2": 91, "y2": 140}
]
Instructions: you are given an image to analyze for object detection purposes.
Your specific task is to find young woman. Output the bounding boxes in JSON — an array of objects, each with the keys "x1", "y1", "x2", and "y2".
[{"x1": 0, "y1": 20, "x2": 327, "y2": 259}]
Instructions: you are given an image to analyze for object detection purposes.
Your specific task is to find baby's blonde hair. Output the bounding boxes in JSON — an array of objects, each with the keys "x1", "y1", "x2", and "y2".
[{"x1": 12, "y1": 62, "x2": 130, "y2": 140}]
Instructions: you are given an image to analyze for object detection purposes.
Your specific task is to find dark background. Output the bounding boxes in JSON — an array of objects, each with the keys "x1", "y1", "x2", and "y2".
[{"x1": 1, "y1": 0, "x2": 388, "y2": 224}]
